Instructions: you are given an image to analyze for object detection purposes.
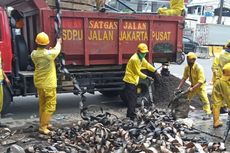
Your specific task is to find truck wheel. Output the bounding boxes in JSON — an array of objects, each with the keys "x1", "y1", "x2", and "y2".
[
  {"x1": 100, "y1": 91, "x2": 120, "y2": 97},
  {"x1": 176, "y1": 52, "x2": 185, "y2": 65},
  {"x1": 15, "y1": 35, "x2": 29, "y2": 71},
  {"x1": 1, "y1": 85, "x2": 12, "y2": 115}
]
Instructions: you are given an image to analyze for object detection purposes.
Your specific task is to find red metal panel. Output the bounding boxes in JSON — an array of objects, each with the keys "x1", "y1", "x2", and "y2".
[
  {"x1": 40, "y1": 10, "x2": 183, "y2": 66},
  {"x1": 0, "y1": 7, "x2": 13, "y2": 72},
  {"x1": 84, "y1": 18, "x2": 89, "y2": 65},
  {"x1": 87, "y1": 18, "x2": 119, "y2": 65},
  {"x1": 33, "y1": 0, "x2": 49, "y2": 9},
  {"x1": 148, "y1": 21, "x2": 153, "y2": 63},
  {"x1": 119, "y1": 20, "x2": 149, "y2": 64},
  {"x1": 62, "y1": 17, "x2": 84, "y2": 57},
  {"x1": 177, "y1": 20, "x2": 184, "y2": 52},
  {"x1": 152, "y1": 20, "x2": 177, "y2": 55},
  {"x1": 118, "y1": 20, "x2": 122, "y2": 65}
]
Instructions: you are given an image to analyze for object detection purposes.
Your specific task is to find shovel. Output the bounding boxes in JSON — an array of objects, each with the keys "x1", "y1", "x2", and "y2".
[{"x1": 168, "y1": 88, "x2": 190, "y2": 119}]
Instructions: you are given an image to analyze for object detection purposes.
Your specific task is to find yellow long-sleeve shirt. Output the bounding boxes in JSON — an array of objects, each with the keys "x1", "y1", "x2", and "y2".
[
  {"x1": 31, "y1": 42, "x2": 61, "y2": 89},
  {"x1": 123, "y1": 53, "x2": 156, "y2": 86},
  {"x1": 182, "y1": 63, "x2": 206, "y2": 87},
  {"x1": 212, "y1": 50, "x2": 230, "y2": 82}
]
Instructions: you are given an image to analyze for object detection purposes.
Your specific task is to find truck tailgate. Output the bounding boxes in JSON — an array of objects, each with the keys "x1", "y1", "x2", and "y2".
[{"x1": 41, "y1": 11, "x2": 183, "y2": 66}]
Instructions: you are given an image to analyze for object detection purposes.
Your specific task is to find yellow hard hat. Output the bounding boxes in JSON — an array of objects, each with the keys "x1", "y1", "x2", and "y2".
[
  {"x1": 222, "y1": 63, "x2": 230, "y2": 81},
  {"x1": 138, "y1": 43, "x2": 149, "y2": 53},
  {"x1": 187, "y1": 52, "x2": 197, "y2": 59},
  {"x1": 35, "y1": 32, "x2": 50, "y2": 45},
  {"x1": 223, "y1": 63, "x2": 230, "y2": 76}
]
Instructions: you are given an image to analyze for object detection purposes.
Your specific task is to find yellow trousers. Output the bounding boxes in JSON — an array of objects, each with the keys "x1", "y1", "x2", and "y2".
[
  {"x1": 188, "y1": 87, "x2": 212, "y2": 114},
  {"x1": 158, "y1": 8, "x2": 182, "y2": 16},
  {"x1": 37, "y1": 88, "x2": 57, "y2": 115},
  {"x1": 212, "y1": 74, "x2": 227, "y2": 108},
  {"x1": 0, "y1": 85, "x2": 3, "y2": 112}
]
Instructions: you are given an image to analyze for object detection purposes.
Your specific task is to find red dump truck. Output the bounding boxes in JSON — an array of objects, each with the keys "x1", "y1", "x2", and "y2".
[{"x1": 0, "y1": 0, "x2": 184, "y2": 114}]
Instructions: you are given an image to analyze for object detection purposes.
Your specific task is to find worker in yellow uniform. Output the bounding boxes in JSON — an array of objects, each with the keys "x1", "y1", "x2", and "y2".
[
  {"x1": 0, "y1": 52, "x2": 11, "y2": 127},
  {"x1": 212, "y1": 41, "x2": 230, "y2": 83},
  {"x1": 123, "y1": 43, "x2": 158, "y2": 120},
  {"x1": 176, "y1": 52, "x2": 212, "y2": 120},
  {"x1": 31, "y1": 32, "x2": 62, "y2": 135},
  {"x1": 212, "y1": 63, "x2": 230, "y2": 128},
  {"x1": 211, "y1": 40, "x2": 230, "y2": 113},
  {"x1": 158, "y1": 0, "x2": 185, "y2": 16}
]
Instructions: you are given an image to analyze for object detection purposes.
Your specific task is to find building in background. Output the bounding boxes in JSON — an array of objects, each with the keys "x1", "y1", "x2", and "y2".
[{"x1": 187, "y1": 0, "x2": 230, "y2": 25}]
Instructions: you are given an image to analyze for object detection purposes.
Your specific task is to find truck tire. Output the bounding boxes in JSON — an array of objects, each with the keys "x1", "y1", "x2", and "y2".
[
  {"x1": 15, "y1": 35, "x2": 29, "y2": 71},
  {"x1": 100, "y1": 91, "x2": 120, "y2": 97},
  {"x1": 176, "y1": 52, "x2": 185, "y2": 65},
  {"x1": 1, "y1": 85, "x2": 12, "y2": 115}
]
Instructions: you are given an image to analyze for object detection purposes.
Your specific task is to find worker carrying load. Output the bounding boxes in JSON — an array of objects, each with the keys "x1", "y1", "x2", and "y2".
[
  {"x1": 123, "y1": 43, "x2": 160, "y2": 120},
  {"x1": 158, "y1": 0, "x2": 185, "y2": 16},
  {"x1": 176, "y1": 52, "x2": 212, "y2": 120},
  {"x1": 211, "y1": 40, "x2": 230, "y2": 114},
  {"x1": 212, "y1": 63, "x2": 230, "y2": 128},
  {"x1": 31, "y1": 32, "x2": 62, "y2": 135}
]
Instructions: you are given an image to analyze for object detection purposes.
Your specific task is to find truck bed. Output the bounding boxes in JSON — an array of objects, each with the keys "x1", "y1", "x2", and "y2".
[{"x1": 41, "y1": 10, "x2": 184, "y2": 65}]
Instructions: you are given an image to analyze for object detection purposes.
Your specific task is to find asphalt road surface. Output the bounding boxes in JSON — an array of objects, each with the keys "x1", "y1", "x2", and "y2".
[{"x1": 3, "y1": 57, "x2": 214, "y2": 126}]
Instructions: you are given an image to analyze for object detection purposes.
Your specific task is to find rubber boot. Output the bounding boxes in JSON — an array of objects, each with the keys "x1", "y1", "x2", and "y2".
[
  {"x1": 213, "y1": 107, "x2": 223, "y2": 128},
  {"x1": 39, "y1": 113, "x2": 51, "y2": 135},
  {"x1": 39, "y1": 114, "x2": 53, "y2": 130},
  {"x1": 47, "y1": 124, "x2": 55, "y2": 131}
]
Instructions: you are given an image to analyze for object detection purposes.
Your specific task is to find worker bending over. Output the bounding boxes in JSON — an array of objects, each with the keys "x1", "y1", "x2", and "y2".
[
  {"x1": 177, "y1": 52, "x2": 212, "y2": 120},
  {"x1": 123, "y1": 43, "x2": 159, "y2": 120}
]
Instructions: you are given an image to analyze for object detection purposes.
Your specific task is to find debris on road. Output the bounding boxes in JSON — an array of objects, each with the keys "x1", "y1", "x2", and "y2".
[{"x1": 1, "y1": 104, "x2": 227, "y2": 153}]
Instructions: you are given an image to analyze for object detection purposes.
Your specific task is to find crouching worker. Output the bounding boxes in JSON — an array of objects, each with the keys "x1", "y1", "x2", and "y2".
[
  {"x1": 176, "y1": 52, "x2": 212, "y2": 120},
  {"x1": 158, "y1": 0, "x2": 185, "y2": 16},
  {"x1": 31, "y1": 32, "x2": 62, "y2": 135},
  {"x1": 212, "y1": 63, "x2": 230, "y2": 128},
  {"x1": 123, "y1": 43, "x2": 159, "y2": 120}
]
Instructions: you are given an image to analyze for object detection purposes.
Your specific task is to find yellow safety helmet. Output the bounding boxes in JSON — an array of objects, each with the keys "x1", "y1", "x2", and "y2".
[
  {"x1": 222, "y1": 63, "x2": 230, "y2": 81},
  {"x1": 138, "y1": 43, "x2": 149, "y2": 53},
  {"x1": 35, "y1": 32, "x2": 50, "y2": 45},
  {"x1": 187, "y1": 52, "x2": 197, "y2": 60},
  {"x1": 223, "y1": 63, "x2": 230, "y2": 76}
]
